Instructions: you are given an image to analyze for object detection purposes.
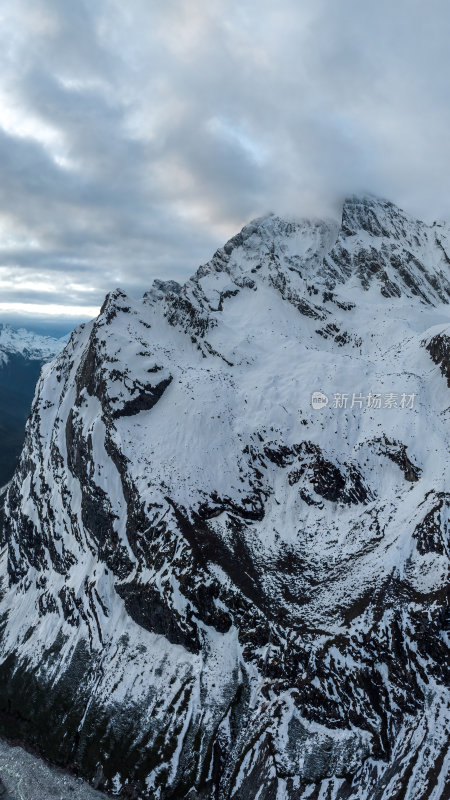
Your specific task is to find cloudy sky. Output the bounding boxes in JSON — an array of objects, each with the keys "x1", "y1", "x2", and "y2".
[{"x1": 0, "y1": 0, "x2": 449, "y2": 325}]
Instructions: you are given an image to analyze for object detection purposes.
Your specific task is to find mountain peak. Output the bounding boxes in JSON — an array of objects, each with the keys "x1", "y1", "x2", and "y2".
[
  {"x1": 178, "y1": 195, "x2": 450, "y2": 318},
  {"x1": 341, "y1": 193, "x2": 411, "y2": 238}
]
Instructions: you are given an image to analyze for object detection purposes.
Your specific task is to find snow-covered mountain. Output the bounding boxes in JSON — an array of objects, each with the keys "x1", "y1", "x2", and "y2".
[
  {"x1": 0, "y1": 326, "x2": 67, "y2": 486},
  {"x1": 0, "y1": 195, "x2": 448, "y2": 799},
  {"x1": 0, "y1": 324, "x2": 68, "y2": 365}
]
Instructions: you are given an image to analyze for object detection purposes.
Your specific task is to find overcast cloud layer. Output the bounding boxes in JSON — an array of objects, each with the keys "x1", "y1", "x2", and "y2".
[{"x1": 0, "y1": 0, "x2": 450, "y2": 320}]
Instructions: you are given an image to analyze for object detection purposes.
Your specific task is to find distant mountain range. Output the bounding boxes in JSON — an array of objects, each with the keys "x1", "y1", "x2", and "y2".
[
  {"x1": 0, "y1": 196, "x2": 448, "y2": 799},
  {"x1": 0, "y1": 325, "x2": 68, "y2": 486}
]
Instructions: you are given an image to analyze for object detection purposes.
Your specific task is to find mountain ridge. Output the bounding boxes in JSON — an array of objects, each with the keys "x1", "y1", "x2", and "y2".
[
  {"x1": 0, "y1": 323, "x2": 67, "y2": 364},
  {"x1": 0, "y1": 195, "x2": 448, "y2": 799}
]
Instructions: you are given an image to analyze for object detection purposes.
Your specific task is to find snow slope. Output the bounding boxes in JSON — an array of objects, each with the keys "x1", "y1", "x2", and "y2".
[{"x1": 0, "y1": 195, "x2": 448, "y2": 799}]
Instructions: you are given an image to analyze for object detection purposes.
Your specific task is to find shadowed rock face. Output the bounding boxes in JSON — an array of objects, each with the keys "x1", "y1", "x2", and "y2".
[
  {"x1": 426, "y1": 331, "x2": 450, "y2": 386},
  {"x1": 0, "y1": 196, "x2": 449, "y2": 800}
]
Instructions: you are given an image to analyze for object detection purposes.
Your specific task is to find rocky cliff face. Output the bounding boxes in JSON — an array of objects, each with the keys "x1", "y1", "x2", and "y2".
[{"x1": 0, "y1": 196, "x2": 448, "y2": 799}]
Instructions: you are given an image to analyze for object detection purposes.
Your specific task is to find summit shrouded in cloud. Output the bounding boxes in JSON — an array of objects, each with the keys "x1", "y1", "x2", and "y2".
[{"x1": 0, "y1": 0, "x2": 450, "y2": 320}]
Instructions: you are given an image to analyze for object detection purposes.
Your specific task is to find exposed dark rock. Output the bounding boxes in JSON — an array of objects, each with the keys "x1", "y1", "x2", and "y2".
[
  {"x1": 116, "y1": 582, "x2": 201, "y2": 653},
  {"x1": 426, "y1": 332, "x2": 450, "y2": 386},
  {"x1": 378, "y1": 437, "x2": 421, "y2": 482},
  {"x1": 113, "y1": 376, "x2": 172, "y2": 418},
  {"x1": 413, "y1": 493, "x2": 449, "y2": 555}
]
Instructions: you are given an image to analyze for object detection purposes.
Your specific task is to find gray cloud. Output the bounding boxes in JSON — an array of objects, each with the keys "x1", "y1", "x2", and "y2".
[{"x1": 0, "y1": 0, "x2": 449, "y2": 318}]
